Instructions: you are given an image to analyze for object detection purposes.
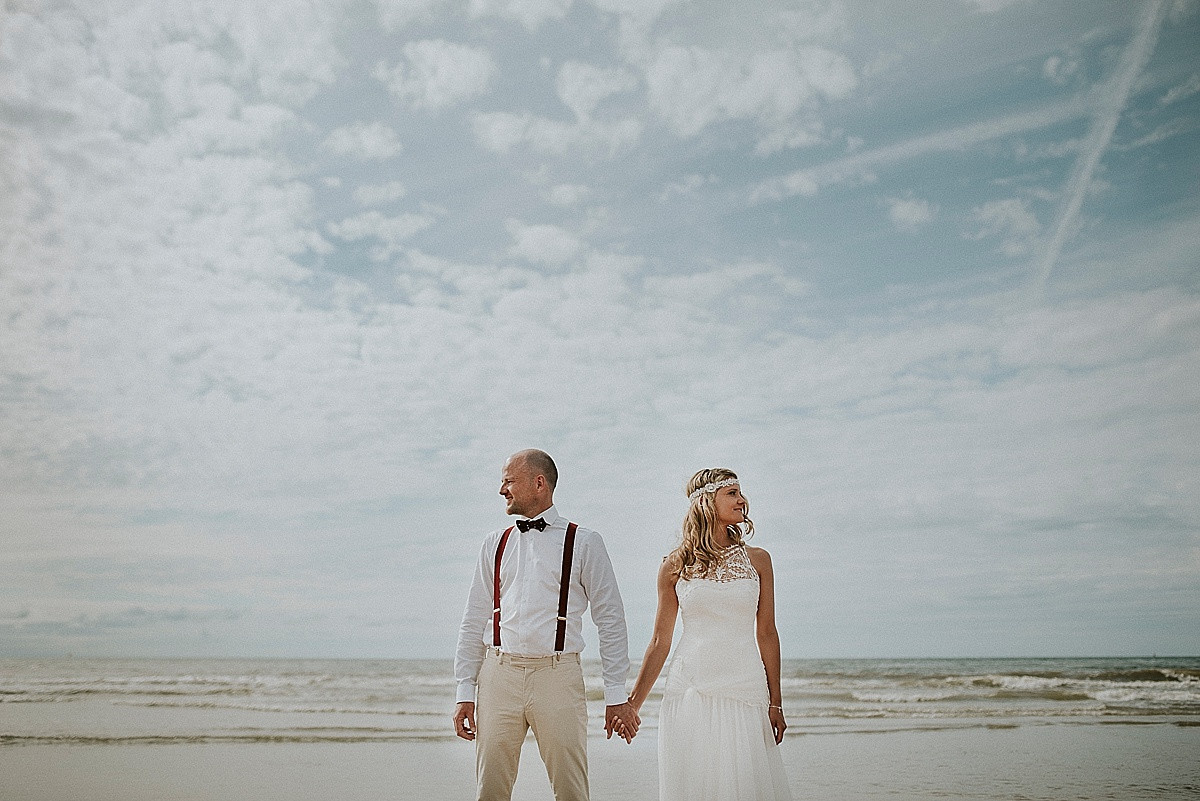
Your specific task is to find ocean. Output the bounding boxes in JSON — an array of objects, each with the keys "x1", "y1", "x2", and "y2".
[
  {"x1": 2, "y1": 656, "x2": 1198, "y2": 801},
  {"x1": 3, "y1": 656, "x2": 1198, "y2": 744}
]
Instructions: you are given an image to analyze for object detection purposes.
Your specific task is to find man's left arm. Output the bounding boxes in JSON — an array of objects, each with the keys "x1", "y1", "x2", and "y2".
[{"x1": 580, "y1": 531, "x2": 637, "y2": 741}]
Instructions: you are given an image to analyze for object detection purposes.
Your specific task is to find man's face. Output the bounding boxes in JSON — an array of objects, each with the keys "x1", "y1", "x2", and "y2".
[{"x1": 499, "y1": 458, "x2": 540, "y2": 517}]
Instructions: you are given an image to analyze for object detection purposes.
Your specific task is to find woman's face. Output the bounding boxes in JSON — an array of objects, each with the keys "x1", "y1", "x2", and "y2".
[{"x1": 711, "y1": 483, "x2": 746, "y2": 528}]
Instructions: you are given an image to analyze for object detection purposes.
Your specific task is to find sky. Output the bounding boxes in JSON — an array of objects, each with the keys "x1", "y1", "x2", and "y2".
[{"x1": 2, "y1": 0, "x2": 1198, "y2": 661}]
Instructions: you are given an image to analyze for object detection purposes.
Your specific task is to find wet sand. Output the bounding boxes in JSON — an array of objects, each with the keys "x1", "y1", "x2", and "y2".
[{"x1": 3, "y1": 719, "x2": 1198, "y2": 801}]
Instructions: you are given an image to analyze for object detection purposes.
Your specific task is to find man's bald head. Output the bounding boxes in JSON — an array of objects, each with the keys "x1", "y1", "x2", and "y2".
[{"x1": 511, "y1": 449, "x2": 558, "y2": 490}]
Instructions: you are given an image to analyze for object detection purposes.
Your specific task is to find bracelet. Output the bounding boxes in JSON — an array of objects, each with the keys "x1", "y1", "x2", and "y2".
[{"x1": 769, "y1": 704, "x2": 783, "y2": 711}]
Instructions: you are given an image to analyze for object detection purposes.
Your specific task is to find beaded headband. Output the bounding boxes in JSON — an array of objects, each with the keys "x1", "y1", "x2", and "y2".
[{"x1": 688, "y1": 477, "x2": 739, "y2": 501}]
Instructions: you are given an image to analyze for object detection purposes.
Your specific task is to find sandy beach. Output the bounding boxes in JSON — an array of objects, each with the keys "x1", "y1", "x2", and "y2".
[
  {"x1": 4, "y1": 720, "x2": 1198, "y2": 801},
  {"x1": 4, "y1": 657, "x2": 1198, "y2": 800}
]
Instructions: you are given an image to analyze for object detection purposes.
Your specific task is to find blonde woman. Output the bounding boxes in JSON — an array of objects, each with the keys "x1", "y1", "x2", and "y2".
[{"x1": 626, "y1": 469, "x2": 791, "y2": 800}]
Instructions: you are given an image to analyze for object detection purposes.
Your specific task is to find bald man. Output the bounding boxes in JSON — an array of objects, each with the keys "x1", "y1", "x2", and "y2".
[{"x1": 453, "y1": 449, "x2": 637, "y2": 801}]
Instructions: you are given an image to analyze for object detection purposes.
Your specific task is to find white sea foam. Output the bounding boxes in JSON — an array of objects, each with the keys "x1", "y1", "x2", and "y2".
[{"x1": 3, "y1": 657, "x2": 1198, "y2": 744}]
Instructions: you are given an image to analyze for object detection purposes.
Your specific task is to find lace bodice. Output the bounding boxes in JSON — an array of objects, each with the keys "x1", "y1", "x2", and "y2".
[
  {"x1": 680, "y1": 544, "x2": 758, "y2": 582},
  {"x1": 667, "y1": 543, "x2": 766, "y2": 704}
]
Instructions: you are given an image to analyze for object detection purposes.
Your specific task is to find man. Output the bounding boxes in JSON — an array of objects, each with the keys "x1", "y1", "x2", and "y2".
[{"x1": 453, "y1": 449, "x2": 638, "y2": 801}]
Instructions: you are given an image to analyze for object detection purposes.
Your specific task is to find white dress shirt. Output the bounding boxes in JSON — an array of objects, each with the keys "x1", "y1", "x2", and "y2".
[{"x1": 454, "y1": 505, "x2": 630, "y2": 706}]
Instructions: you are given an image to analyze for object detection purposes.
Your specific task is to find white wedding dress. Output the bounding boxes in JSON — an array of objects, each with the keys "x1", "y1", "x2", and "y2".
[{"x1": 658, "y1": 545, "x2": 793, "y2": 801}]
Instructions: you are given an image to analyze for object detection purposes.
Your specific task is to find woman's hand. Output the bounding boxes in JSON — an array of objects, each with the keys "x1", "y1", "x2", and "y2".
[{"x1": 768, "y1": 705, "x2": 787, "y2": 744}]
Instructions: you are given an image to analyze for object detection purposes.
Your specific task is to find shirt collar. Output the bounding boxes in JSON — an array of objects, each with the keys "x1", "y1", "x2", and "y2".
[{"x1": 520, "y1": 504, "x2": 561, "y2": 527}]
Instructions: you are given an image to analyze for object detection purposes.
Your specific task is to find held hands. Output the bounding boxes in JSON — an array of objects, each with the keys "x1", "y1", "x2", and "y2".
[
  {"x1": 453, "y1": 701, "x2": 476, "y2": 741},
  {"x1": 457, "y1": 699, "x2": 640, "y2": 743},
  {"x1": 604, "y1": 700, "x2": 640, "y2": 743}
]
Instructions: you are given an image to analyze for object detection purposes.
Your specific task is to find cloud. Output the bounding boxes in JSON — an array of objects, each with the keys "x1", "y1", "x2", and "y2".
[
  {"x1": 375, "y1": 0, "x2": 450, "y2": 31},
  {"x1": 968, "y1": 198, "x2": 1041, "y2": 256},
  {"x1": 752, "y1": 95, "x2": 1093, "y2": 202},
  {"x1": 472, "y1": 111, "x2": 642, "y2": 154},
  {"x1": 1043, "y1": 52, "x2": 1081, "y2": 85},
  {"x1": 321, "y1": 121, "x2": 402, "y2": 160},
  {"x1": 374, "y1": 39, "x2": 496, "y2": 110},
  {"x1": 660, "y1": 173, "x2": 717, "y2": 201},
  {"x1": 1118, "y1": 117, "x2": 1200, "y2": 150},
  {"x1": 505, "y1": 219, "x2": 583, "y2": 266},
  {"x1": 1015, "y1": 137, "x2": 1081, "y2": 161},
  {"x1": 469, "y1": 0, "x2": 573, "y2": 30},
  {"x1": 964, "y1": 0, "x2": 1029, "y2": 12},
  {"x1": 1158, "y1": 72, "x2": 1200, "y2": 106},
  {"x1": 4, "y1": 0, "x2": 1198, "y2": 660},
  {"x1": 643, "y1": 44, "x2": 856, "y2": 147},
  {"x1": 545, "y1": 183, "x2": 590, "y2": 206},
  {"x1": 588, "y1": 0, "x2": 687, "y2": 31},
  {"x1": 353, "y1": 181, "x2": 408, "y2": 206},
  {"x1": 327, "y1": 210, "x2": 436, "y2": 257},
  {"x1": 556, "y1": 61, "x2": 638, "y2": 120},
  {"x1": 1033, "y1": 0, "x2": 1169, "y2": 293},
  {"x1": 886, "y1": 196, "x2": 936, "y2": 232}
]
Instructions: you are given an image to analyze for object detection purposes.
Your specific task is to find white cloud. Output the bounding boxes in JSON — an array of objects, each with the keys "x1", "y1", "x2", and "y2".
[
  {"x1": 1043, "y1": 52, "x2": 1081, "y2": 85},
  {"x1": 353, "y1": 181, "x2": 408, "y2": 206},
  {"x1": 887, "y1": 196, "x2": 936, "y2": 232},
  {"x1": 754, "y1": 121, "x2": 827, "y2": 155},
  {"x1": 322, "y1": 121, "x2": 402, "y2": 160},
  {"x1": 546, "y1": 183, "x2": 590, "y2": 206},
  {"x1": 964, "y1": 0, "x2": 1029, "y2": 12},
  {"x1": 375, "y1": 0, "x2": 450, "y2": 31},
  {"x1": 469, "y1": 0, "x2": 574, "y2": 30},
  {"x1": 968, "y1": 199, "x2": 1041, "y2": 256},
  {"x1": 643, "y1": 45, "x2": 856, "y2": 144},
  {"x1": 375, "y1": 39, "x2": 495, "y2": 110},
  {"x1": 1158, "y1": 72, "x2": 1200, "y2": 106},
  {"x1": 505, "y1": 219, "x2": 583, "y2": 266},
  {"x1": 1119, "y1": 117, "x2": 1199, "y2": 150},
  {"x1": 4, "y1": 0, "x2": 1198, "y2": 661},
  {"x1": 588, "y1": 0, "x2": 681, "y2": 14},
  {"x1": 752, "y1": 95, "x2": 1093, "y2": 202},
  {"x1": 1033, "y1": 0, "x2": 1170, "y2": 293},
  {"x1": 328, "y1": 210, "x2": 436, "y2": 257},
  {"x1": 556, "y1": 61, "x2": 638, "y2": 120},
  {"x1": 1016, "y1": 137, "x2": 1081, "y2": 161},
  {"x1": 472, "y1": 111, "x2": 642, "y2": 154},
  {"x1": 660, "y1": 173, "x2": 716, "y2": 201}
]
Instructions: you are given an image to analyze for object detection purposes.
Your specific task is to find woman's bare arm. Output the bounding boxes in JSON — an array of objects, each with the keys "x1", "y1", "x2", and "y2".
[
  {"x1": 750, "y1": 546, "x2": 787, "y2": 744},
  {"x1": 626, "y1": 557, "x2": 681, "y2": 713}
]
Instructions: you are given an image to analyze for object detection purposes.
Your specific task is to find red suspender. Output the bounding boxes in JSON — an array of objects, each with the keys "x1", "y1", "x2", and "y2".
[
  {"x1": 492, "y1": 526, "x2": 514, "y2": 647},
  {"x1": 491, "y1": 522, "x2": 578, "y2": 652},
  {"x1": 555, "y1": 523, "x2": 578, "y2": 652}
]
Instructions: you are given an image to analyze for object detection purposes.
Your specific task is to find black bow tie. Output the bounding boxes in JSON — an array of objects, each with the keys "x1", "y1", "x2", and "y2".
[{"x1": 517, "y1": 518, "x2": 548, "y2": 532}]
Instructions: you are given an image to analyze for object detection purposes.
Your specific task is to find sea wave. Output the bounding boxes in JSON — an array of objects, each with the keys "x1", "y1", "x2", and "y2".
[
  {"x1": 110, "y1": 699, "x2": 445, "y2": 716},
  {"x1": 3, "y1": 656, "x2": 1198, "y2": 746},
  {"x1": 0, "y1": 732, "x2": 460, "y2": 746}
]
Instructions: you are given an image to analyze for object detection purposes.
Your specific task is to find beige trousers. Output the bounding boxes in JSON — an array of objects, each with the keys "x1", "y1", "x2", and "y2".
[{"x1": 475, "y1": 648, "x2": 589, "y2": 801}]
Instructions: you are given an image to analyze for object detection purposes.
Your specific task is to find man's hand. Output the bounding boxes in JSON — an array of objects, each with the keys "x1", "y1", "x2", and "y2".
[
  {"x1": 604, "y1": 701, "x2": 639, "y2": 743},
  {"x1": 453, "y1": 701, "x2": 476, "y2": 741}
]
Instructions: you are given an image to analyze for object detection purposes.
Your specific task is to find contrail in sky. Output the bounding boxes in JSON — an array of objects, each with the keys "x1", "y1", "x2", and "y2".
[
  {"x1": 1033, "y1": 0, "x2": 1170, "y2": 295},
  {"x1": 750, "y1": 95, "x2": 1093, "y2": 203}
]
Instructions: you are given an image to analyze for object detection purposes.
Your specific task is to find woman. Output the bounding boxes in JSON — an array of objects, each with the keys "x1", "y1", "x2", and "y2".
[{"x1": 626, "y1": 468, "x2": 792, "y2": 800}]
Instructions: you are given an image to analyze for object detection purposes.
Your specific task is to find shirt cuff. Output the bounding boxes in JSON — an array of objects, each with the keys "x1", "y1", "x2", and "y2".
[
  {"x1": 455, "y1": 680, "x2": 477, "y2": 704},
  {"x1": 603, "y1": 685, "x2": 629, "y2": 706}
]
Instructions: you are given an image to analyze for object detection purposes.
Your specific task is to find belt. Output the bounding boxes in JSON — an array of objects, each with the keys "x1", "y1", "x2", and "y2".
[{"x1": 486, "y1": 648, "x2": 580, "y2": 667}]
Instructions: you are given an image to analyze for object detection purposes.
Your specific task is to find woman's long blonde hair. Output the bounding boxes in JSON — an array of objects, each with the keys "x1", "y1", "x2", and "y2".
[{"x1": 670, "y1": 468, "x2": 754, "y2": 578}]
